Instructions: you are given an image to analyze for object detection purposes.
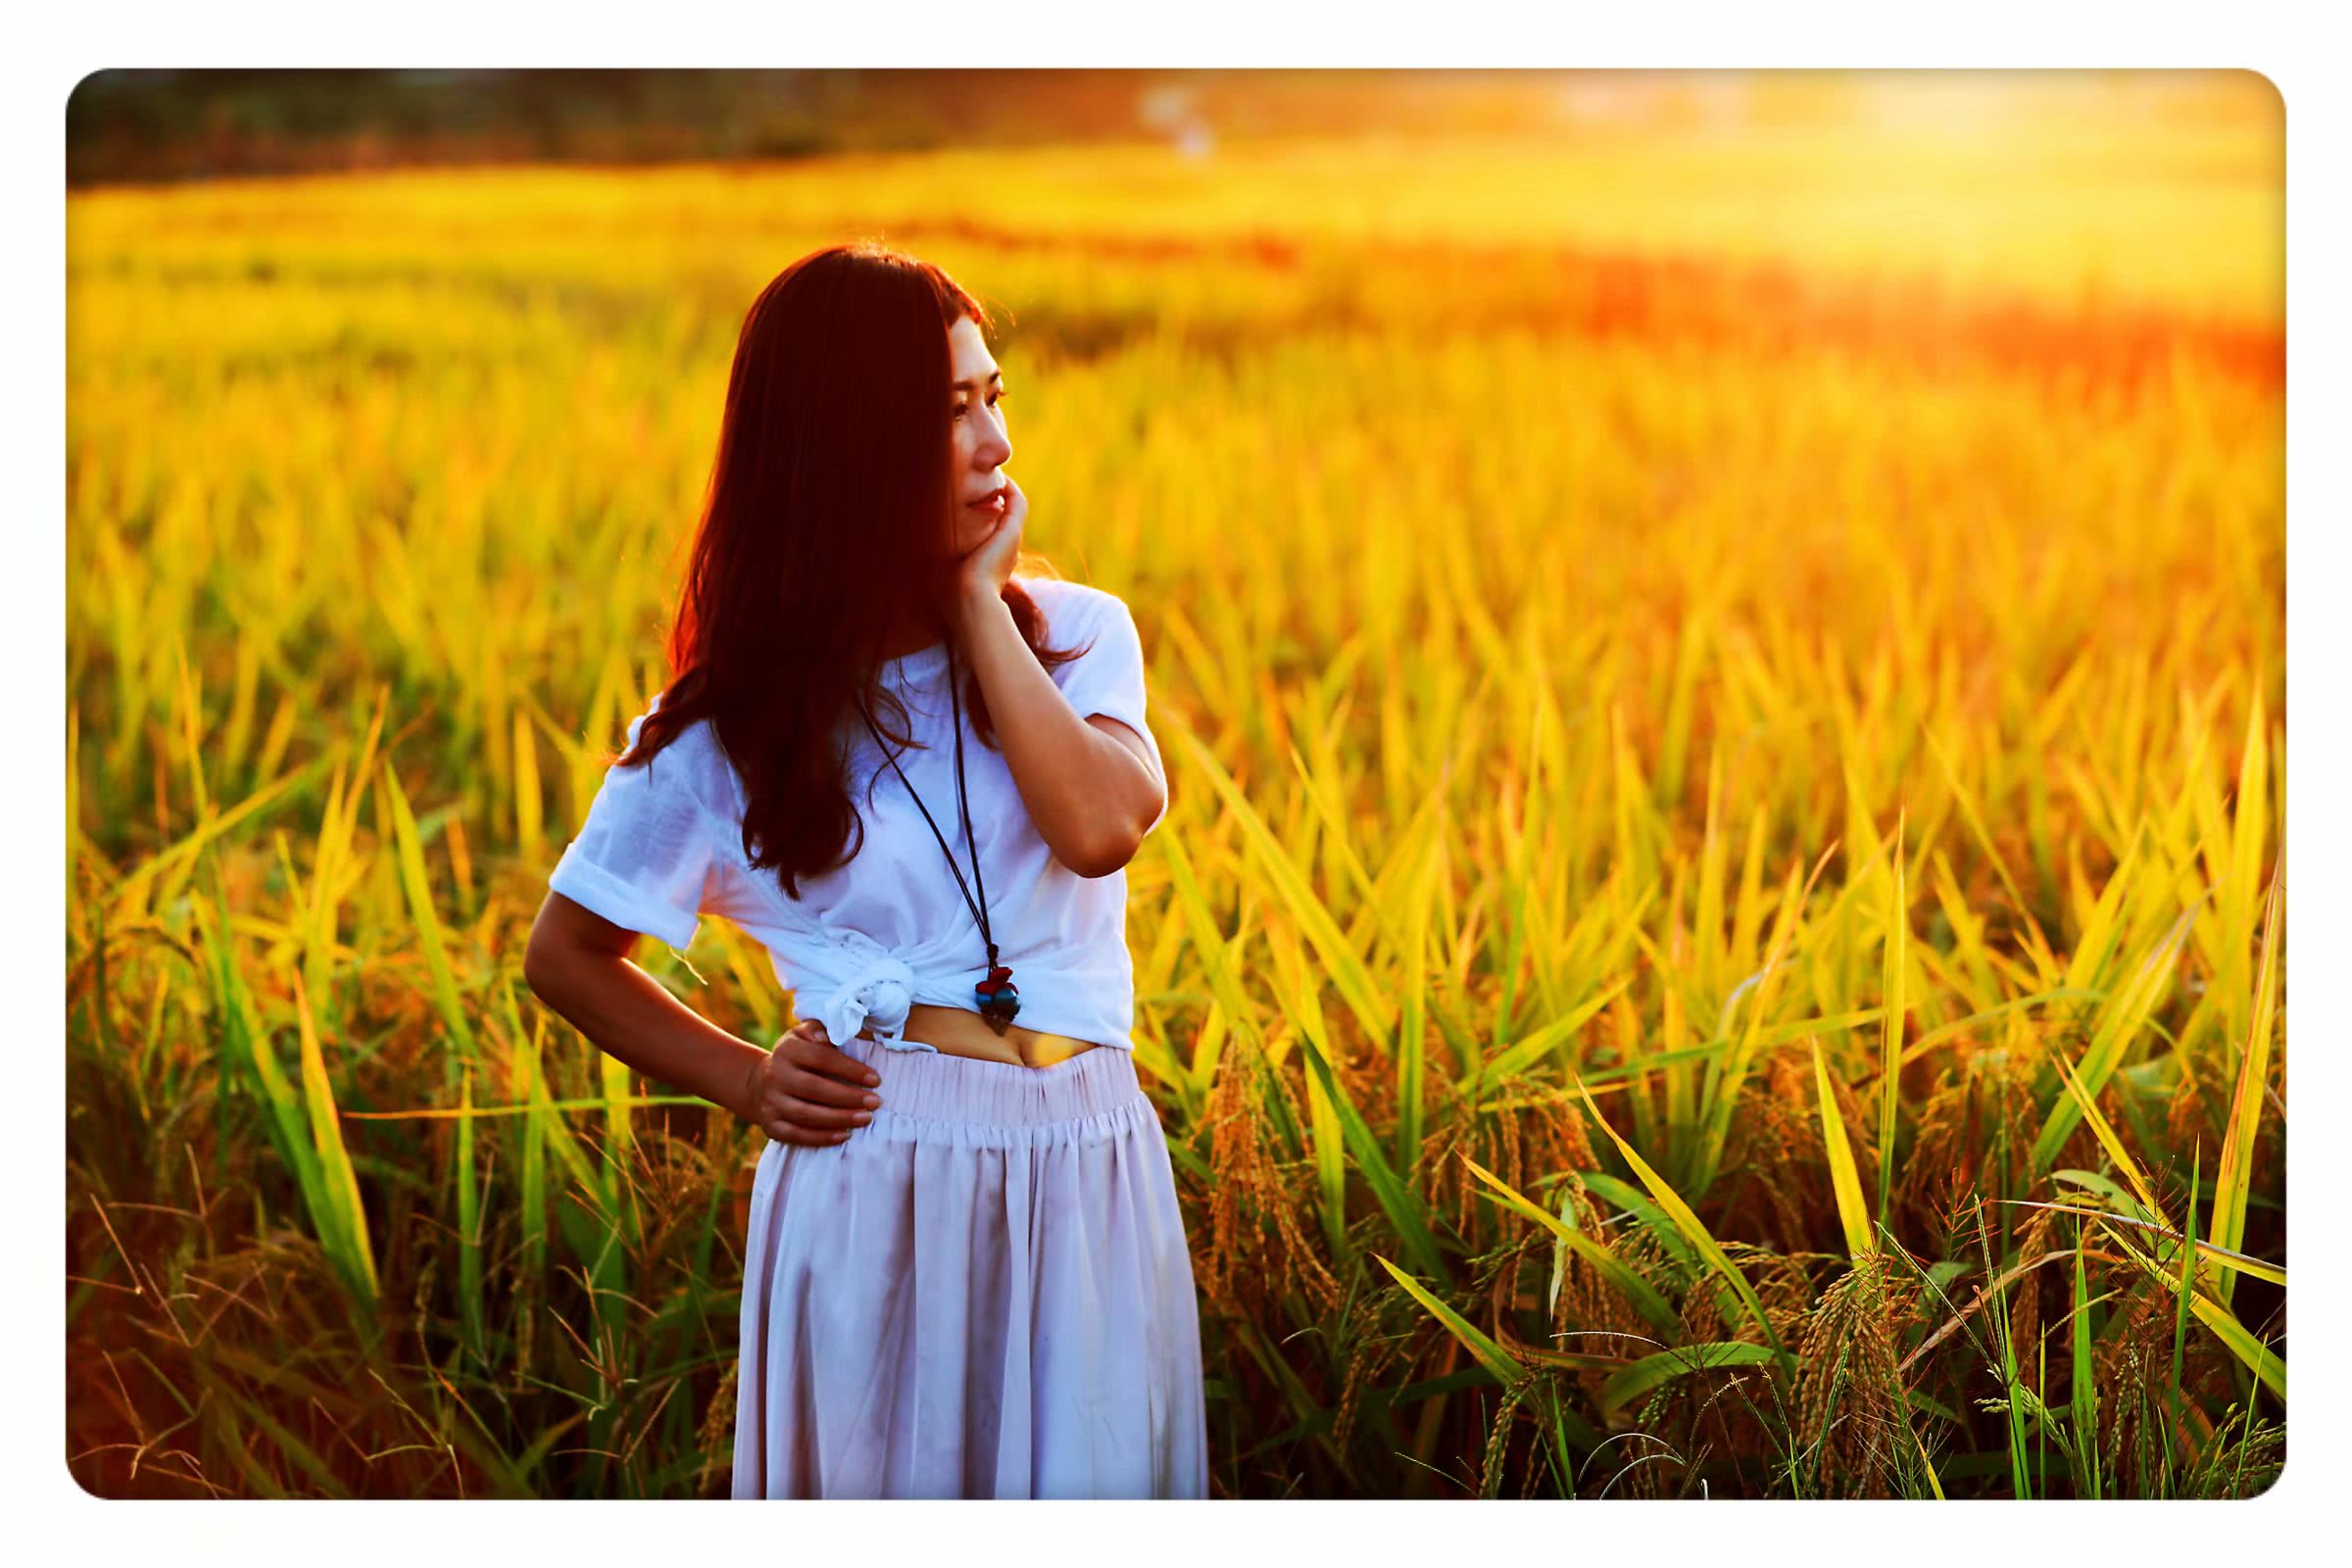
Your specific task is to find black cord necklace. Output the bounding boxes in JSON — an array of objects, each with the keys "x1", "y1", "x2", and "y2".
[{"x1": 854, "y1": 637, "x2": 1021, "y2": 1036}]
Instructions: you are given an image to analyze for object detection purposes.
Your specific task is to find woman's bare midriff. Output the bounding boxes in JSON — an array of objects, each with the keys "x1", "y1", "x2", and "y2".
[{"x1": 858, "y1": 1002, "x2": 1104, "y2": 1068}]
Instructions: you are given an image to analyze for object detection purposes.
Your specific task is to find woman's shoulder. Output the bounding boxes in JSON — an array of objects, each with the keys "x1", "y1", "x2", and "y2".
[
  {"x1": 1018, "y1": 572, "x2": 1132, "y2": 635},
  {"x1": 625, "y1": 691, "x2": 744, "y2": 818}
]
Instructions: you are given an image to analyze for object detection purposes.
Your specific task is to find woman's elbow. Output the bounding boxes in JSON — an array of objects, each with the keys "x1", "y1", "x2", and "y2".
[
  {"x1": 522, "y1": 893, "x2": 630, "y2": 1002},
  {"x1": 521, "y1": 917, "x2": 569, "y2": 1004},
  {"x1": 1068, "y1": 815, "x2": 1154, "y2": 879}
]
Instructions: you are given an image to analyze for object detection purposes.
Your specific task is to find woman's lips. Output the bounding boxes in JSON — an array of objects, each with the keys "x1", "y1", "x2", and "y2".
[{"x1": 966, "y1": 488, "x2": 1006, "y2": 512}]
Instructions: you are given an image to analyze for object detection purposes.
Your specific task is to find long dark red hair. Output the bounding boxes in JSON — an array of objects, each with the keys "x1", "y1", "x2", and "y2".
[{"x1": 617, "y1": 241, "x2": 1091, "y2": 901}]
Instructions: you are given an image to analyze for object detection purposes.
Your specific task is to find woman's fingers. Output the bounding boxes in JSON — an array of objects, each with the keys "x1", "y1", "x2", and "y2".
[
  {"x1": 775, "y1": 1059, "x2": 877, "y2": 1110},
  {"x1": 749, "y1": 1061, "x2": 871, "y2": 1121},
  {"x1": 781, "y1": 1027, "x2": 882, "y2": 1091},
  {"x1": 753, "y1": 1020, "x2": 883, "y2": 1149},
  {"x1": 763, "y1": 1118, "x2": 854, "y2": 1147},
  {"x1": 765, "y1": 1090, "x2": 868, "y2": 1131}
]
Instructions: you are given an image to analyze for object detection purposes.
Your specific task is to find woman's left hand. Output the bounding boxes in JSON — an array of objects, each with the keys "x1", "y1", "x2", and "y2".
[{"x1": 950, "y1": 475, "x2": 1025, "y2": 625}]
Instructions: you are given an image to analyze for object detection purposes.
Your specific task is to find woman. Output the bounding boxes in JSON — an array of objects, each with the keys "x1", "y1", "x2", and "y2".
[{"x1": 522, "y1": 242, "x2": 1209, "y2": 1499}]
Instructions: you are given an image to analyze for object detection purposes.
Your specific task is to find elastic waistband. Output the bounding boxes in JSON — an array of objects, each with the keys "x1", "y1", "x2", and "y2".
[{"x1": 839, "y1": 1031, "x2": 1144, "y2": 1127}]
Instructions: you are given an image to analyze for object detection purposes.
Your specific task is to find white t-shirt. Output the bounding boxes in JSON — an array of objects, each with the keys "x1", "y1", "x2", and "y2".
[{"x1": 547, "y1": 574, "x2": 1167, "y2": 1056}]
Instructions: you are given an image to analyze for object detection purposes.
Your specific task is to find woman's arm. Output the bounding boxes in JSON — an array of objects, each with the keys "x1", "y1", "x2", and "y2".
[
  {"x1": 522, "y1": 892, "x2": 775, "y2": 1121},
  {"x1": 953, "y1": 586, "x2": 1165, "y2": 878},
  {"x1": 523, "y1": 892, "x2": 886, "y2": 1145}
]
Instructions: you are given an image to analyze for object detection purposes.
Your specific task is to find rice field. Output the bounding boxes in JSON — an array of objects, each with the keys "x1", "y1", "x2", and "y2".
[{"x1": 65, "y1": 72, "x2": 2284, "y2": 1498}]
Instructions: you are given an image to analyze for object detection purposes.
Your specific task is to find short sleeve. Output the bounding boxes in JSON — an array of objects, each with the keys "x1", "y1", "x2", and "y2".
[
  {"x1": 1053, "y1": 589, "x2": 1168, "y2": 835},
  {"x1": 547, "y1": 698, "x2": 728, "y2": 951}
]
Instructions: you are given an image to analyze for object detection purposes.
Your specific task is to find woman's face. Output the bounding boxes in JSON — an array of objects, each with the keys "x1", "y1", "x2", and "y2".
[{"x1": 946, "y1": 315, "x2": 1013, "y2": 557}]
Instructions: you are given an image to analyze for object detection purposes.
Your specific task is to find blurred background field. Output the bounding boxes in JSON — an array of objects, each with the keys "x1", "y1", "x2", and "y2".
[{"x1": 66, "y1": 69, "x2": 2283, "y2": 1498}]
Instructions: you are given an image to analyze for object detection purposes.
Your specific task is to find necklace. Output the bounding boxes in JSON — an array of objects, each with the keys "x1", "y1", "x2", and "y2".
[{"x1": 854, "y1": 639, "x2": 1021, "y2": 1036}]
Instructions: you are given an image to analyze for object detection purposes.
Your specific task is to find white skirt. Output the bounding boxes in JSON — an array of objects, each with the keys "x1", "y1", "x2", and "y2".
[{"x1": 730, "y1": 1032, "x2": 1210, "y2": 1498}]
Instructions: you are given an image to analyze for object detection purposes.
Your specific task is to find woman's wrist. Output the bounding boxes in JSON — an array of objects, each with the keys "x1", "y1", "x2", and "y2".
[
  {"x1": 731, "y1": 1053, "x2": 765, "y2": 1126},
  {"x1": 950, "y1": 579, "x2": 1008, "y2": 639}
]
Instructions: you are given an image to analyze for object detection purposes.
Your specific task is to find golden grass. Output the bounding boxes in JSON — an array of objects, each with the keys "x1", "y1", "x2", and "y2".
[{"x1": 67, "y1": 74, "x2": 2283, "y2": 1497}]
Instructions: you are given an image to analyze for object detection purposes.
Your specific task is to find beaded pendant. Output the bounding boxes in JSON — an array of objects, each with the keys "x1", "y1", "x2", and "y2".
[{"x1": 975, "y1": 962, "x2": 1021, "y2": 1036}]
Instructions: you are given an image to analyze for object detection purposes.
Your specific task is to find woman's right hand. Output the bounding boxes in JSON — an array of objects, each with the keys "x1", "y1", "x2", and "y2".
[{"x1": 739, "y1": 1018, "x2": 883, "y2": 1146}]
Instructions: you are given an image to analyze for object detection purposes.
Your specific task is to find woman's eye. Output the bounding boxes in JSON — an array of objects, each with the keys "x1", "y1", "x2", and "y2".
[{"x1": 952, "y1": 393, "x2": 1007, "y2": 421}]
